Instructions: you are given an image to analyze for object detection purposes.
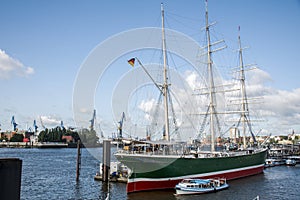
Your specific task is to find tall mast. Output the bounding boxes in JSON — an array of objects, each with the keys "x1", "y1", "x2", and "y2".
[
  {"x1": 205, "y1": 1, "x2": 216, "y2": 152},
  {"x1": 161, "y1": 3, "x2": 170, "y2": 141},
  {"x1": 238, "y1": 27, "x2": 250, "y2": 149}
]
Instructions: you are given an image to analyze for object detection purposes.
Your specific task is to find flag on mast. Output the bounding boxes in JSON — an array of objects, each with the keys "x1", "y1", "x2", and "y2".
[{"x1": 127, "y1": 58, "x2": 135, "y2": 67}]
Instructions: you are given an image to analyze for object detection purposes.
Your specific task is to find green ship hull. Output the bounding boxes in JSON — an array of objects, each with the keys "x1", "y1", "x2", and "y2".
[{"x1": 115, "y1": 148, "x2": 267, "y2": 193}]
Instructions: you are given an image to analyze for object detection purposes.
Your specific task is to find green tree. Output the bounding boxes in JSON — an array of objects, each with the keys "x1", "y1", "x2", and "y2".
[
  {"x1": 69, "y1": 130, "x2": 80, "y2": 142},
  {"x1": 38, "y1": 129, "x2": 47, "y2": 142},
  {"x1": 280, "y1": 136, "x2": 288, "y2": 140},
  {"x1": 10, "y1": 133, "x2": 24, "y2": 142},
  {"x1": 0, "y1": 134, "x2": 8, "y2": 142},
  {"x1": 78, "y1": 128, "x2": 100, "y2": 147}
]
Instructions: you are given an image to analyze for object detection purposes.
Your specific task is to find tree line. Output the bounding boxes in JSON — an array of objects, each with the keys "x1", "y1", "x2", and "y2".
[
  {"x1": 38, "y1": 127, "x2": 100, "y2": 146},
  {"x1": 0, "y1": 126, "x2": 100, "y2": 147}
]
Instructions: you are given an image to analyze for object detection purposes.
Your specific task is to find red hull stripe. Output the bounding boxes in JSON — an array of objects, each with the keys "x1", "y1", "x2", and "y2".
[{"x1": 127, "y1": 164, "x2": 264, "y2": 193}]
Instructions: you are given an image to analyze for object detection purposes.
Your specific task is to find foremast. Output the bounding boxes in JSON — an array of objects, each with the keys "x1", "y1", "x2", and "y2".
[{"x1": 132, "y1": 4, "x2": 171, "y2": 142}]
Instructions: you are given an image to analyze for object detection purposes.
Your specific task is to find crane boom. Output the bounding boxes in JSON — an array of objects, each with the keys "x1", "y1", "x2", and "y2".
[
  {"x1": 61, "y1": 121, "x2": 65, "y2": 129},
  {"x1": 11, "y1": 116, "x2": 18, "y2": 131},
  {"x1": 33, "y1": 120, "x2": 38, "y2": 132},
  {"x1": 90, "y1": 109, "x2": 96, "y2": 131},
  {"x1": 118, "y1": 112, "x2": 126, "y2": 138}
]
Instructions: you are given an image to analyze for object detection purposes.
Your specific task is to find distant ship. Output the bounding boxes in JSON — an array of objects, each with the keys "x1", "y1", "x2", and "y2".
[{"x1": 115, "y1": 2, "x2": 267, "y2": 193}]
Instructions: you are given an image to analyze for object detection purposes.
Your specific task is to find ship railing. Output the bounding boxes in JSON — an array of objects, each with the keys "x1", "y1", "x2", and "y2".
[
  {"x1": 115, "y1": 148, "x2": 184, "y2": 156},
  {"x1": 115, "y1": 147, "x2": 266, "y2": 157}
]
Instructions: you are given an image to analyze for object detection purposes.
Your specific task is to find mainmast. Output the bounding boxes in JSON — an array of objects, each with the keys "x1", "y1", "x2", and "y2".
[
  {"x1": 205, "y1": 1, "x2": 217, "y2": 152},
  {"x1": 161, "y1": 3, "x2": 170, "y2": 141}
]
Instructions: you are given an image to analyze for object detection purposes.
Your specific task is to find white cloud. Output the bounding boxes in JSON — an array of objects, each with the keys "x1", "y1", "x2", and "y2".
[
  {"x1": 137, "y1": 98, "x2": 159, "y2": 122},
  {"x1": 183, "y1": 66, "x2": 300, "y2": 136},
  {"x1": 185, "y1": 70, "x2": 201, "y2": 90},
  {"x1": 247, "y1": 68, "x2": 272, "y2": 85},
  {"x1": 0, "y1": 49, "x2": 34, "y2": 79},
  {"x1": 245, "y1": 69, "x2": 273, "y2": 96},
  {"x1": 79, "y1": 107, "x2": 89, "y2": 113},
  {"x1": 40, "y1": 116, "x2": 60, "y2": 127},
  {"x1": 262, "y1": 88, "x2": 300, "y2": 125},
  {"x1": 138, "y1": 98, "x2": 156, "y2": 113},
  {"x1": 237, "y1": 69, "x2": 300, "y2": 135}
]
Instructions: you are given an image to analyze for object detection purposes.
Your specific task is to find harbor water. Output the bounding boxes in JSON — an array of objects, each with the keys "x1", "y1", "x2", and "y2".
[{"x1": 0, "y1": 147, "x2": 299, "y2": 200}]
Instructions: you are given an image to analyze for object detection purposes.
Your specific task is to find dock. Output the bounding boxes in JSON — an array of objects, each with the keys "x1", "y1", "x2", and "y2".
[
  {"x1": 94, "y1": 160, "x2": 129, "y2": 183},
  {"x1": 94, "y1": 174, "x2": 127, "y2": 183},
  {"x1": 0, "y1": 142, "x2": 71, "y2": 148}
]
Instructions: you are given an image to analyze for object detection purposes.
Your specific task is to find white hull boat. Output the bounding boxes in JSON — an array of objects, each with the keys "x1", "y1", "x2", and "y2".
[{"x1": 175, "y1": 178, "x2": 229, "y2": 195}]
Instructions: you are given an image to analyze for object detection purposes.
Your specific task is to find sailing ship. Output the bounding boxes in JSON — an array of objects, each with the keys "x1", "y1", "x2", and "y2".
[{"x1": 115, "y1": 2, "x2": 267, "y2": 193}]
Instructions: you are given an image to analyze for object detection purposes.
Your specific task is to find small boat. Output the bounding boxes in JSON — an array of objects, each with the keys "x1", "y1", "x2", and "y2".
[
  {"x1": 286, "y1": 159, "x2": 296, "y2": 166},
  {"x1": 175, "y1": 178, "x2": 229, "y2": 195},
  {"x1": 265, "y1": 159, "x2": 275, "y2": 168},
  {"x1": 273, "y1": 158, "x2": 285, "y2": 166}
]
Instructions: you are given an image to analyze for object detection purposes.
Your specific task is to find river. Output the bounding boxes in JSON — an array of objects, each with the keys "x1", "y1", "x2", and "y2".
[{"x1": 0, "y1": 147, "x2": 299, "y2": 200}]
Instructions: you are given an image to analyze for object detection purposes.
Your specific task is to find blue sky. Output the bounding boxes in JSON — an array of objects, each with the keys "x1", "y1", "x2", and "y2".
[{"x1": 0, "y1": 0, "x2": 299, "y2": 137}]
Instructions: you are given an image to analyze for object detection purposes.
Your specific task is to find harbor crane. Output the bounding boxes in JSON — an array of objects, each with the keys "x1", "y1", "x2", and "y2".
[
  {"x1": 90, "y1": 109, "x2": 96, "y2": 131},
  {"x1": 61, "y1": 121, "x2": 65, "y2": 129},
  {"x1": 33, "y1": 120, "x2": 38, "y2": 132},
  {"x1": 89, "y1": 109, "x2": 105, "y2": 138},
  {"x1": 11, "y1": 116, "x2": 18, "y2": 131},
  {"x1": 118, "y1": 112, "x2": 126, "y2": 138}
]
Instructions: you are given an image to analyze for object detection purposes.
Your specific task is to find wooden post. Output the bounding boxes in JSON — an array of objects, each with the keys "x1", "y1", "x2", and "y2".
[
  {"x1": 0, "y1": 158, "x2": 22, "y2": 200},
  {"x1": 102, "y1": 140, "x2": 111, "y2": 182},
  {"x1": 76, "y1": 140, "x2": 81, "y2": 182}
]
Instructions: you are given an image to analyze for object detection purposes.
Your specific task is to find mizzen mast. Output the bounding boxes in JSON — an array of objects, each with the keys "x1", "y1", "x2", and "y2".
[{"x1": 238, "y1": 27, "x2": 247, "y2": 149}]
